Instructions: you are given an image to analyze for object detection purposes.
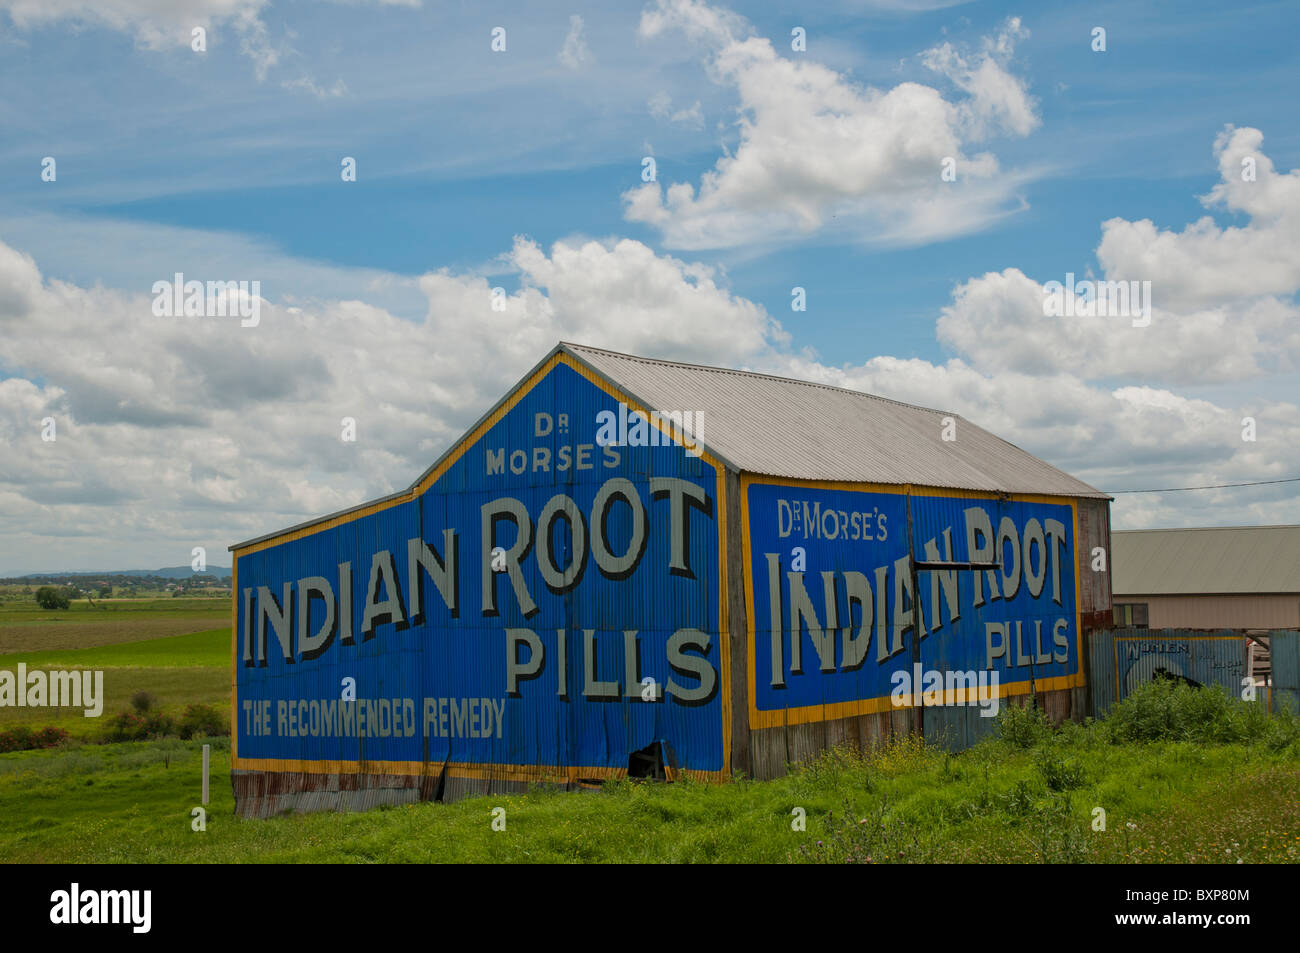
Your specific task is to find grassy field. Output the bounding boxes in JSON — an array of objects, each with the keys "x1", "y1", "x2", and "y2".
[
  {"x1": 0, "y1": 627, "x2": 230, "y2": 738},
  {"x1": 0, "y1": 598, "x2": 228, "y2": 653},
  {"x1": 0, "y1": 731, "x2": 1296, "y2": 863},
  {"x1": 1, "y1": 599, "x2": 1297, "y2": 863}
]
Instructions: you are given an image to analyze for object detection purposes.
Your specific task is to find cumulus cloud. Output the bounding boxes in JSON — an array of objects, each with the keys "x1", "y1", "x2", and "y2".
[
  {"x1": 935, "y1": 128, "x2": 1300, "y2": 385},
  {"x1": 624, "y1": 0, "x2": 1040, "y2": 248},
  {"x1": 4, "y1": 125, "x2": 1299, "y2": 568},
  {"x1": 0, "y1": 233, "x2": 789, "y2": 567},
  {"x1": 1096, "y1": 126, "x2": 1300, "y2": 311}
]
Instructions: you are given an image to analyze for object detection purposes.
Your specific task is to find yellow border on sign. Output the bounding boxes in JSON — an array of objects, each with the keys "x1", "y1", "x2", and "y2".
[
  {"x1": 739, "y1": 473, "x2": 1085, "y2": 731},
  {"x1": 230, "y1": 351, "x2": 731, "y2": 783}
]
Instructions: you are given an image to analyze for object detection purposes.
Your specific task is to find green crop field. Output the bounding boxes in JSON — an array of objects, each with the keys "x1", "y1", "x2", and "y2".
[
  {"x1": 0, "y1": 624, "x2": 230, "y2": 740},
  {"x1": 0, "y1": 597, "x2": 228, "y2": 653},
  {"x1": 1, "y1": 602, "x2": 1297, "y2": 863}
]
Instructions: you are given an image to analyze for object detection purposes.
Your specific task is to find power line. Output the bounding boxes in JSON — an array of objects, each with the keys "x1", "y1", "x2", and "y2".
[{"x1": 1107, "y1": 476, "x2": 1300, "y2": 494}]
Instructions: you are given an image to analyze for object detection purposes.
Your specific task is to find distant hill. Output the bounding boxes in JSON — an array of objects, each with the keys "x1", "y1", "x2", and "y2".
[{"x1": 3, "y1": 565, "x2": 233, "y2": 581}]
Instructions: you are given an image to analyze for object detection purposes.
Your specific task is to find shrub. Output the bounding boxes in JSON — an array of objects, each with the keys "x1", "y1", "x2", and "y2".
[
  {"x1": 130, "y1": 690, "x2": 158, "y2": 713},
  {"x1": 1106, "y1": 679, "x2": 1253, "y2": 743},
  {"x1": 996, "y1": 699, "x2": 1052, "y2": 749},
  {"x1": 31, "y1": 726, "x2": 70, "y2": 748},
  {"x1": 0, "y1": 726, "x2": 33, "y2": 752},
  {"x1": 102, "y1": 709, "x2": 176, "y2": 742},
  {"x1": 0, "y1": 725, "x2": 70, "y2": 752},
  {"x1": 177, "y1": 704, "x2": 227, "y2": 740}
]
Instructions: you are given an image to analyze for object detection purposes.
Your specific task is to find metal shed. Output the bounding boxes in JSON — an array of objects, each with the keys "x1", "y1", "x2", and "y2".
[
  {"x1": 229, "y1": 342, "x2": 1113, "y2": 816},
  {"x1": 1112, "y1": 525, "x2": 1300, "y2": 630}
]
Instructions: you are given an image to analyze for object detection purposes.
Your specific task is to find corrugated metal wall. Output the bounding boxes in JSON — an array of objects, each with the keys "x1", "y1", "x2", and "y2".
[
  {"x1": 740, "y1": 485, "x2": 1109, "y2": 777},
  {"x1": 232, "y1": 355, "x2": 729, "y2": 816},
  {"x1": 1271, "y1": 631, "x2": 1300, "y2": 715},
  {"x1": 1089, "y1": 628, "x2": 1249, "y2": 716}
]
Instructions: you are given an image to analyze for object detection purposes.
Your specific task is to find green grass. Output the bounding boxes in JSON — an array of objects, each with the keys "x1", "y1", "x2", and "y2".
[
  {"x1": 0, "y1": 627, "x2": 229, "y2": 669},
  {"x1": 0, "y1": 598, "x2": 229, "y2": 653},
  {"x1": 0, "y1": 628, "x2": 230, "y2": 739},
  {"x1": 0, "y1": 597, "x2": 229, "y2": 623},
  {"x1": 1, "y1": 626, "x2": 1296, "y2": 863},
  {"x1": 0, "y1": 727, "x2": 1296, "y2": 863}
]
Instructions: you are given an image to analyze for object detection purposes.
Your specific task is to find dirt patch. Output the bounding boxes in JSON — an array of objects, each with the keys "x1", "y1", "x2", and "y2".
[{"x1": 0, "y1": 616, "x2": 227, "y2": 653}]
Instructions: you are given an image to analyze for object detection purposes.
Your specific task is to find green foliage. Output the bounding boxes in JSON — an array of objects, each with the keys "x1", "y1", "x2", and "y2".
[
  {"x1": 795, "y1": 797, "x2": 925, "y2": 863},
  {"x1": 995, "y1": 698, "x2": 1052, "y2": 748},
  {"x1": 1104, "y1": 679, "x2": 1296, "y2": 747},
  {"x1": 0, "y1": 725, "x2": 70, "y2": 753},
  {"x1": 102, "y1": 709, "x2": 176, "y2": 742},
  {"x1": 1023, "y1": 794, "x2": 1089, "y2": 863},
  {"x1": 177, "y1": 703, "x2": 227, "y2": 740},
  {"x1": 34, "y1": 586, "x2": 70, "y2": 610},
  {"x1": 130, "y1": 690, "x2": 158, "y2": 713},
  {"x1": 1035, "y1": 747, "x2": 1087, "y2": 791}
]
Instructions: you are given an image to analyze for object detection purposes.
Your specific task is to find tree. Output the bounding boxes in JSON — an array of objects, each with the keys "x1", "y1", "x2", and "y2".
[{"x1": 35, "y1": 587, "x2": 70, "y2": 610}]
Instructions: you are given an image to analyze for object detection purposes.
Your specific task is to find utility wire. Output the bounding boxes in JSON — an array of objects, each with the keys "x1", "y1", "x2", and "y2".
[{"x1": 1107, "y1": 476, "x2": 1300, "y2": 494}]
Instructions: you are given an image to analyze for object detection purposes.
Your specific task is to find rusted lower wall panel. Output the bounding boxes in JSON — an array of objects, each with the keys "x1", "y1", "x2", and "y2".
[{"x1": 234, "y1": 769, "x2": 569, "y2": 817}]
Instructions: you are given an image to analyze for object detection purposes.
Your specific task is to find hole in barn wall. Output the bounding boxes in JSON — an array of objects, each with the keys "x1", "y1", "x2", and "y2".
[
  {"x1": 627, "y1": 740, "x2": 676, "y2": 780},
  {"x1": 1151, "y1": 667, "x2": 1202, "y2": 690}
]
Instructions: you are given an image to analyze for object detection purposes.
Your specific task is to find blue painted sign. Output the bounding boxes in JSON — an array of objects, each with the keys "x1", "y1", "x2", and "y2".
[
  {"x1": 744, "y1": 480, "x2": 1080, "y2": 726},
  {"x1": 234, "y1": 357, "x2": 726, "y2": 778}
]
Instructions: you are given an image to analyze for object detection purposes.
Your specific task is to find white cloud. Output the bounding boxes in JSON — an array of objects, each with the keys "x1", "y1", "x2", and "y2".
[
  {"x1": 4, "y1": 125, "x2": 1299, "y2": 568},
  {"x1": 623, "y1": 1, "x2": 1040, "y2": 248},
  {"x1": 281, "y1": 74, "x2": 349, "y2": 99},
  {"x1": 0, "y1": 232, "x2": 788, "y2": 567},
  {"x1": 0, "y1": 0, "x2": 265, "y2": 50},
  {"x1": 0, "y1": 0, "x2": 402, "y2": 88},
  {"x1": 1096, "y1": 126, "x2": 1300, "y2": 312},
  {"x1": 558, "y1": 14, "x2": 592, "y2": 69},
  {"x1": 934, "y1": 128, "x2": 1300, "y2": 385},
  {"x1": 648, "y1": 91, "x2": 704, "y2": 129}
]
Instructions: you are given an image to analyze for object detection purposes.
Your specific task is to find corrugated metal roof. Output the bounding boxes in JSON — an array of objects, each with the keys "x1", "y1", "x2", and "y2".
[
  {"x1": 565, "y1": 342, "x2": 1107, "y2": 498},
  {"x1": 231, "y1": 341, "x2": 1107, "y2": 551},
  {"x1": 1112, "y1": 525, "x2": 1300, "y2": 595}
]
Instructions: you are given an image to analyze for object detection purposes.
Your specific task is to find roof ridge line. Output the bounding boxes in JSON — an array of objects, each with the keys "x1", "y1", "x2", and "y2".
[{"x1": 560, "y1": 341, "x2": 960, "y2": 418}]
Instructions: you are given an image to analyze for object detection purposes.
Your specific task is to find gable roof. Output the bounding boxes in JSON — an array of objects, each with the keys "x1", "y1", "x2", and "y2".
[
  {"x1": 565, "y1": 343, "x2": 1106, "y2": 498},
  {"x1": 1112, "y1": 525, "x2": 1300, "y2": 595},
  {"x1": 232, "y1": 341, "x2": 1105, "y2": 552}
]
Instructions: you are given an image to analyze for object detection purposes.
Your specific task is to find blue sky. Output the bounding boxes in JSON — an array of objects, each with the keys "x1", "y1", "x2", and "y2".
[{"x1": 1, "y1": 0, "x2": 1298, "y2": 571}]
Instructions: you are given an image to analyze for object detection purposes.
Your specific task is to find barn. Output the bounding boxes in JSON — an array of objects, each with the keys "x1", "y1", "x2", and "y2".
[{"x1": 229, "y1": 342, "x2": 1113, "y2": 817}]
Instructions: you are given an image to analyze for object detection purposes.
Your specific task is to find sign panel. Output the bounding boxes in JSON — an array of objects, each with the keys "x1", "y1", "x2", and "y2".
[
  {"x1": 743, "y1": 478, "x2": 1081, "y2": 728},
  {"x1": 1113, "y1": 634, "x2": 1246, "y2": 698},
  {"x1": 233, "y1": 357, "x2": 727, "y2": 779}
]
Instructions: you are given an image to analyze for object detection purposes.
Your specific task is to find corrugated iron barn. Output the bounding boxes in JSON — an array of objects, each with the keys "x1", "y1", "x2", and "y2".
[{"x1": 229, "y1": 342, "x2": 1113, "y2": 816}]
